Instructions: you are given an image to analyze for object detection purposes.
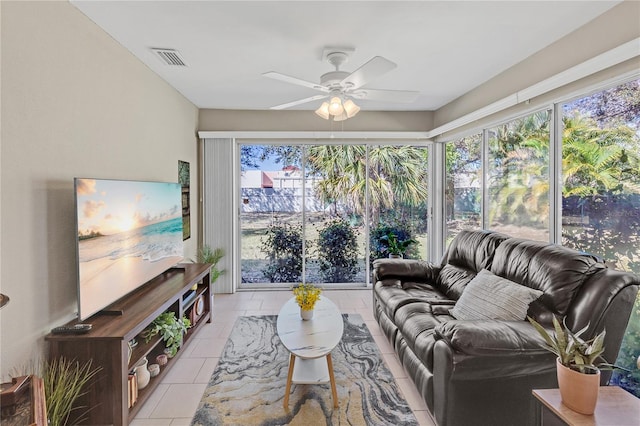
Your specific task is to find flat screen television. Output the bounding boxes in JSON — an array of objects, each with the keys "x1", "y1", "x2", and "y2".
[{"x1": 74, "y1": 178, "x2": 184, "y2": 320}]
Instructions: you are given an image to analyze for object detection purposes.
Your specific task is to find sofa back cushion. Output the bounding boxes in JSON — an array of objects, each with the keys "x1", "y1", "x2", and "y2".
[
  {"x1": 436, "y1": 230, "x2": 509, "y2": 299},
  {"x1": 450, "y1": 269, "x2": 543, "y2": 321},
  {"x1": 490, "y1": 238, "x2": 603, "y2": 322}
]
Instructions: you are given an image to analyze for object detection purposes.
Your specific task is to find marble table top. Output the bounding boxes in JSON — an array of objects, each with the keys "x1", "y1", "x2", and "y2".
[{"x1": 276, "y1": 296, "x2": 344, "y2": 360}]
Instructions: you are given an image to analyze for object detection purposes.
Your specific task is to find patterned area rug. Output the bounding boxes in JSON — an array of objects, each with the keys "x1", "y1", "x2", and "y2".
[{"x1": 192, "y1": 314, "x2": 418, "y2": 426}]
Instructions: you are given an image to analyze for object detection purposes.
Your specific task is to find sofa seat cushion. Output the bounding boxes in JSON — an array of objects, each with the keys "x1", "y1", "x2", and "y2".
[
  {"x1": 374, "y1": 281, "x2": 451, "y2": 320},
  {"x1": 434, "y1": 320, "x2": 551, "y2": 355},
  {"x1": 395, "y1": 302, "x2": 454, "y2": 371},
  {"x1": 451, "y1": 269, "x2": 543, "y2": 321}
]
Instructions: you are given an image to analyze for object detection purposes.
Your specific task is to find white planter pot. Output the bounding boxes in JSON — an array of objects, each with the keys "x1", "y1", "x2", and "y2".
[{"x1": 300, "y1": 307, "x2": 314, "y2": 320}]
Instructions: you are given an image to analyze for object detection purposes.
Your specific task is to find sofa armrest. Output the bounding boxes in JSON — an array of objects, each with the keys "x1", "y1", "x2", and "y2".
[{"x1": 372, "y1": 258, "x2": 440, "y2": 283}]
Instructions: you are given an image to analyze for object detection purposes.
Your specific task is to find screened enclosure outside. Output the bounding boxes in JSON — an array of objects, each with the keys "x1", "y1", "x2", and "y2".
[{"x1": 239, "y1": 143, "x2": 429, "y2": 287}]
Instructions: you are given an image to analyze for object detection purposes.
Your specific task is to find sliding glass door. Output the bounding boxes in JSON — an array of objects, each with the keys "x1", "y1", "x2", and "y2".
[
  {"x1": 239, "y1": 145, "x2": 304, "y2": 286},
  {"x1": 368, "y1": 145, "x2": 429, "y2": 273},
  {"x1": 238, "y1": 142, "x2": 429, "y2": 288},
  {"x1": 304, "y1": 145, "x2": 367, "y2": 285}
]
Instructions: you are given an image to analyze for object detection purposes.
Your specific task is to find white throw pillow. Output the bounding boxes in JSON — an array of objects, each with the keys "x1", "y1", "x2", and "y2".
[{"x1": 451, "y1": 269, "x2": 543, "y2": 321}]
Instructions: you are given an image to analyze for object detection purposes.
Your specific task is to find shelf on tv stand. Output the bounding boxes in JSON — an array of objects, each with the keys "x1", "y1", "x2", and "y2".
[{"x1": 45, "y1": 262, "x2": 213, "y2": 426}]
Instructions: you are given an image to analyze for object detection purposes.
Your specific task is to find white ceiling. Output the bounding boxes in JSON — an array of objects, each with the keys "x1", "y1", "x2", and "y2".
[{"x1": 70, "y1": 1, "x2": 620, "y2": 111}]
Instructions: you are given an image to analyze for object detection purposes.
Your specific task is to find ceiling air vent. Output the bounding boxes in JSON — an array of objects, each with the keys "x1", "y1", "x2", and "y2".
[{"x1": 151, "y1": 48, "x2": 187, "y2": 66}]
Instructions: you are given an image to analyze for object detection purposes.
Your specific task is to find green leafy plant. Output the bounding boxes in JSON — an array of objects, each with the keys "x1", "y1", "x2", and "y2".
[
  {"x1": 260, "y1": 222, "x2": 304, "y2": 283},
  {"x1": 143, "y1": 312, "x2": 191, "y2": 357},
  {"x1": 379, "y1": 231, "x2": 417, "y2": 256},
  {"x1": 42, "y1": 357, "x2": 102, "y2": 426},
  {"x1": 527, "y1": 315, "x2": 612, "y2": 374},
  {"x1": 316, "y1": 218, "x2": 360, "y2": 283},
  {"x1": 197, "y1": 245, "x2": 225, "y2": 283}
]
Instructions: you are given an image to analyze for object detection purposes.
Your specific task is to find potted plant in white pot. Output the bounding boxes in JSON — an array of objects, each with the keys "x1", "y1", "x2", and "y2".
[{"x1": 528, "y1": 315, "x2": 615, "y2": 415}]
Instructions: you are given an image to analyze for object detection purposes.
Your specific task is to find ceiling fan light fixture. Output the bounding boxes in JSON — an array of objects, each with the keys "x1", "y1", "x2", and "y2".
[
  {"x1": 343, "y1": 99, "x2": 360, "y2": 118},
  {"x1": 333, "y1": 111, "x2": 349, "y2": 122},
  {"x1": 328, "y1": 96, "x2": 344, "y2": 116},
  {"x1": 315, "y1": 102, "x2": 330, "y2": 119}
]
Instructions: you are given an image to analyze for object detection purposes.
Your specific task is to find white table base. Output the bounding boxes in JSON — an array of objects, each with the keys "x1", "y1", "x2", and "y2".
[{"x1": 284, "y1": 353, "x2": 338, "y2": 408}]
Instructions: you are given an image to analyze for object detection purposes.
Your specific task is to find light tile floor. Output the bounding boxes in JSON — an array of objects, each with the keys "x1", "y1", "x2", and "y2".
[{"x1": 131, "y1": 289, "x2": 437, "y2": 426}]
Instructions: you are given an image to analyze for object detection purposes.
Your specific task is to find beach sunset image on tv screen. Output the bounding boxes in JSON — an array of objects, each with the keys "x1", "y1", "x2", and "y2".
[{"x1": 75, "y1": 178, "x2": 184, "y2": 320}]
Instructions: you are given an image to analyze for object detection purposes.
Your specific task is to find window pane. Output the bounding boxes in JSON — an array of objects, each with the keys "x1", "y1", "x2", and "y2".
[
  {"x1": 446, "y1": 134, "x2": 482, "y2": 244},
  {"x1": 369, "y1": 145, "x2": 429, "y2": 271},
  {"x1": 560, "y1": 79, "x2": 640, "y2": 397},
  {"x1": 487, "y1": 110, "x2": 551, "y2": 241},
  {"x1": 304, "y1": 145, "x2": 366, "y2": 284},
  {"x1": 240, "y1": 145, "x2": 304, "y2": 285}
]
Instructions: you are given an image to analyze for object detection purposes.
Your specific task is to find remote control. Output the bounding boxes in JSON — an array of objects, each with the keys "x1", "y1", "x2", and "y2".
[{"x1": 51, "y1": 324, "x2": 92, "y2": 334}]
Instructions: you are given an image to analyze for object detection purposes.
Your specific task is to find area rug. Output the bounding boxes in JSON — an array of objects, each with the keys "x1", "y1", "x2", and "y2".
[{"x1": 191, "y1": 314, "x2": 419, "y2": 426}]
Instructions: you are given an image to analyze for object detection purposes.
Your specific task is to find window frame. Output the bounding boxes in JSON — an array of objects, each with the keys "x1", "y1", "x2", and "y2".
[{"x1": 234, "y1": 139, "x2": 434, "y2": 288}]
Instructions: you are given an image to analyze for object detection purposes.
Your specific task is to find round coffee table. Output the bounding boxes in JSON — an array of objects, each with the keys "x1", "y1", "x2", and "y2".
[{"x1": 277, "y1": 295, "x2": 344, "y2": 408}]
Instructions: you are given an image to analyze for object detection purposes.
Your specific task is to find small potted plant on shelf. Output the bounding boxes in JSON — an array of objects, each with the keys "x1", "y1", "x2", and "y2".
[
  {"x1": 528, "y1": 315, "x2": 619, "y2": 415},
  {"x1": 379, "y1": 231, "x2": 417, "y2": 258},
  {"x1": 292, "y1": 283, "x2": 322, "y2": 320},
  {"x1": 143, "y1": 312, "x2": 191, "y2": 357}
]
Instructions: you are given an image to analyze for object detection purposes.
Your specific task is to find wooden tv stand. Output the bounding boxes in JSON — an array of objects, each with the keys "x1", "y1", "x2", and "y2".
[{"x1": 46, "y1": 263, "x2": 212, "y2": 425}]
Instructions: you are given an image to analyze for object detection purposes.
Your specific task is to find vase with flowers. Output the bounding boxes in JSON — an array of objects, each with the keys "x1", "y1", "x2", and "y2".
[{"x1": 293, "y1": 283, "x2": 322, "y2": 320}]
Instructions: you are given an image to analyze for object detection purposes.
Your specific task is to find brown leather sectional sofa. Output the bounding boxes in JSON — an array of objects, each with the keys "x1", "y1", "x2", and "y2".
[{"x1": 373, "y1": 229, "x2": 639, "y2": 426}]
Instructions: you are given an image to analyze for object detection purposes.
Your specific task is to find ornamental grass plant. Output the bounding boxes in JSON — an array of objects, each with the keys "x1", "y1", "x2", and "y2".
[
  {"x1": 42, "y1": 357, "x2": 102, "y2": 426},
  {"x1": 527, "y1": 315, "x2": 609, "y2": 373},
  {"x1": 293, "y1": 283, "x2": 322, "y2": 311}
]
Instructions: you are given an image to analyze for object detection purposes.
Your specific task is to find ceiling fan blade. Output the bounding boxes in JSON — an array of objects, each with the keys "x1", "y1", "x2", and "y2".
[
  {"x1": 263, "y1": 71, "x2": 329, "y2": 92},
  {"x1": 270, "y1": 94, "x2": 328, "y2": 110},
  {"x1": 341, "y1": 56, "x2": 397, "y2": 90},
  {"x1": 351, "y1": 88, "x2": 420, "y2": 103}
]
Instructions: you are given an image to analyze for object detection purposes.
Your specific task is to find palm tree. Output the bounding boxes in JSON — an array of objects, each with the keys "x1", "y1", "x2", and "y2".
[
  {"x1": 306, "y1": 145, "x2": 428, "y2": 223},
  {"x1": 487, "y1": 111, "x2": 551, "y2": 227},
  {"x1": 562, "y1": 113, "x2": 640, "y2": 196}
]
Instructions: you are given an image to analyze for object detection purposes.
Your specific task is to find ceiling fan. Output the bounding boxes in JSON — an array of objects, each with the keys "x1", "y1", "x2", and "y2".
[{"x1": 263, "y1": 47, "x2": 419, "y2": 120}]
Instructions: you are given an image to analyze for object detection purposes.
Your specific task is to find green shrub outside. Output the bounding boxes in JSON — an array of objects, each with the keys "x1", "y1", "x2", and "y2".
[
  {"x1": 317, "y1": 218, "x2": 360, "y2": 283},
  {"x1": 261, "y1": 222, "x2": 304, "y2": 282}
]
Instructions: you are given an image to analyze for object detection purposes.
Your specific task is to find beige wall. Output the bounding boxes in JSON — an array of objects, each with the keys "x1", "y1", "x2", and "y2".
[
  {"x1": 0, "y1": 1, "x2": 199, "y2": 377},
  {"x1": 198, "y1": 109, "x2": 433, "y2": 132},
  {"x1": 434, "y1": 0, "x2": 640, "y2": 129}
]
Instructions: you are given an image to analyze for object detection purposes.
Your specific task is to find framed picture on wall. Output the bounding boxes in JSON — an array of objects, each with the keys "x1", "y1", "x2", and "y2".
[{"x1": 178, "y1": 160, "x2": 191, "y2": 240}]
